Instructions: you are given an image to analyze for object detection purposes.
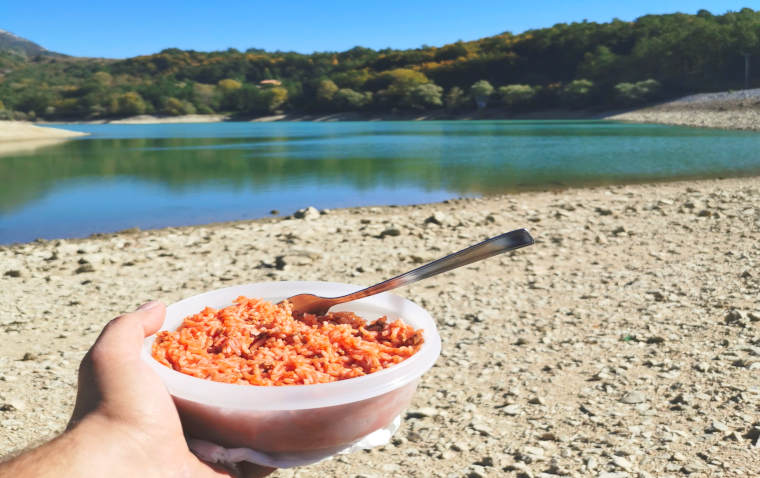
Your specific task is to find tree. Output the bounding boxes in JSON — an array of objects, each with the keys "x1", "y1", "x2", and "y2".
[
  {"x1": 406, "y1": 83, "x2": 443, "y2": 110},
  {"x1": 498, "y1": 84, "x2": 538, "y2": 109},
  {"x1": 333, "y1": 88, "x2": 372, "y2": 110},
  {"x1": 470, "y1": 80, "x2": 494, "y2": 108},
  {"x1": 559, "y1": 79, "x2": 594, "y2": 108},
  {"x1": 110, "y1": 92, "x2": 147, "y2": 116},
  {"x1": 614, "y1": 79, "x2": 661, "y2": 105},
  {"x1": 263, "y1": 86, "x2": 288, "y2": 112},
  {"x1": 162, "y1": 97, "x2": 196, "y2": 116},
  {"x1": 577, "y1": 46, "x2": 619, "y2": 83},
  {"x1": 444, "y1": 86, "x2": 468, "y2": 111},
  {"x1": 316, "y1": 79, "x2": 339, "y2": 103},
  {"x1": 376, "y1": 68, "x2": 430, "y2": 108}
]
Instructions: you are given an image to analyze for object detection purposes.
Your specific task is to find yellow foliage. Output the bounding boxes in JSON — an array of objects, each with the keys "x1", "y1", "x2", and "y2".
[{"x1": 218, "y1": 79, "x2": 242, "y2": 92}]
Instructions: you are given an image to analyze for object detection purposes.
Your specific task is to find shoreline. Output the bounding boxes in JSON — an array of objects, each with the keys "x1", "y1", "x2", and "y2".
[
  {"x1": 0, "y1": 121, "x2": 89, "y2": 156},
  {"x1": 1, "y1": 175, "x2": 758, "y2": 476}
]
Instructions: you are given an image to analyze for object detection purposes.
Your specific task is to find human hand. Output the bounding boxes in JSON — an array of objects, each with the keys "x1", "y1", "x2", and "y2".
[{"x1": 68, "y1": 301, "x2": 274, "y2": 478}]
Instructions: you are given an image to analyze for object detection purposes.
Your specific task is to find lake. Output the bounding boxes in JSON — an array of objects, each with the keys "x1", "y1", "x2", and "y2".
[{"x1": 1, "y1": 120, "x2": 759, "y2": 244}]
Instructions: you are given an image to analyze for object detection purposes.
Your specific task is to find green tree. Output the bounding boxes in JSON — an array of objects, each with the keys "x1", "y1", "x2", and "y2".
[
  {"x1": 263, "y1": 86, "x2": 288, "y2": 112},
  {"x1": 559, "y1": 79, "x2": 594, "y2": 108},
  {"x1": 498, "y1": 84, "x2": 538, "y2": 109},
  {"x1": 333, "y1": 88, "x2": 372, "y2": 110},
  {"x1": 110, "y1": 92, "x2": 147, "y2": 116},
  {"x1": 470, "y1": 80, "x2": 494, "y2": 108},
  {"x1": 444, "y1": 86, "x2": 468, "y2": 111},
  {"x1": 162, "y1": 97, "x2": 196, "y2": 116},
  {"x1": 406, "y1": 83, "x2": 443, "y2": 110},
  {"x1": 614, "y1": 79, "x2": 661, "y2": 105},
  {"x1": 316, "y1": 79, "x2": 339, "y2": 103}
]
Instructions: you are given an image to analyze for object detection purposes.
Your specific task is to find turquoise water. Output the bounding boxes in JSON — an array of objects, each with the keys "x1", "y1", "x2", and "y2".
[{"x1": 1, "y1": 120, "x2": 758, "y2": 244}]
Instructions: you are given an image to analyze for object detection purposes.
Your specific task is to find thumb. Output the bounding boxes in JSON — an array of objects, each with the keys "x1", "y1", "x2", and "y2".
[{"x1": 90, "y1": 301, "x2": 166, "y2": 365}]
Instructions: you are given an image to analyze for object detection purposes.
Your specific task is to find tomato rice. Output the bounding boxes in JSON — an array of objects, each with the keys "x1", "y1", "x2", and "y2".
[{"x1": 152, "y1": 296, "x2": 424, "y2": 386}]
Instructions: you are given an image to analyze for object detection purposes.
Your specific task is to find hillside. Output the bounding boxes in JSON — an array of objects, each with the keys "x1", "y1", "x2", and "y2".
[
  {"x1": 1, "y1": 8, "x2": 759, "y2": 121},
  {"x1": 0, "y1": 29, "x2": 50, "y2": 58}
]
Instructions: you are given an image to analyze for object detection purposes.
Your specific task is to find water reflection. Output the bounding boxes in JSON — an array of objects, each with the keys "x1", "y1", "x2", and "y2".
[{"x1": 1, "y1": 121, "x2": 759, "y2": 243}]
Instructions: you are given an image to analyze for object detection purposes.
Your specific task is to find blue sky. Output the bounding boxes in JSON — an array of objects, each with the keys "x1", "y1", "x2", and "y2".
[{"x1": 2, "y1": 1, "x2": 754, "y2": 58}]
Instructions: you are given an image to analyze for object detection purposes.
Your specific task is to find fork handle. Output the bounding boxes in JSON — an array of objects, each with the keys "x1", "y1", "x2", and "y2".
[{"x1": 331, "y1": 228, "x2": 534, "y2": 305}]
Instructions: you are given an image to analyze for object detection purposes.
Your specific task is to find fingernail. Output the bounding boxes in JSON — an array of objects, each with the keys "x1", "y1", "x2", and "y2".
[{"x1": 137, "y1": 300, "x2": 162, "y2": 311}]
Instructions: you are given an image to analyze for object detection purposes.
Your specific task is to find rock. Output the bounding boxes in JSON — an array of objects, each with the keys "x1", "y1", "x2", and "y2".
[
  {"x1": 20, "y1": 352, "x2": 38, "y2": 361},
  {"x1": 518, "y1": 446, "x2": 545, "y2": 463},
  {"x1": 709, "y1": 420, "x2": 729, "y2": 433},
  {"x1": 501, "y1": 404, "x2": 521, "y2": 416},
  {"x1": 74, "y1": 264, "x2": 95, "y2": 274},
  {"x1": 3, "y1": 270, "x2": 21, "y2": 278},
  {"x1": 595, "y1": 207, "x2": 613, "y2": 216},
  {"x1": 469, "y1": 416, "x2": 492, "y2": 436},
  {"x1": 694, "y1": 362, "x2": 710, "y2": 372},
  {"x1": 473, "y1": 456, "x2": 493, "y2": 467},
  {"x1": 293, "y1": 206, "x2": 320, "y2": 220},
  {"x1": 620, "y1": 391, "x2": 647, "y2": 404},
  {"x1": 424, "y1": 211, "x2": 449, "y2": 226},
  {"x1": 612, "y1": 456, "x2": 633, "y2": 472},
  {"x1": 405, "y1": 407, "x2": 437, "y2": 419},
  {"x1": 378, "y1": 228, "x2": 402, "y2": 239}
]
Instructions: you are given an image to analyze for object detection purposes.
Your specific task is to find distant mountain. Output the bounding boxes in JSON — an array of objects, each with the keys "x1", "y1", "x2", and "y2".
[{"x1": 0, "y1": 29, "x2": 54, "y2": 58}]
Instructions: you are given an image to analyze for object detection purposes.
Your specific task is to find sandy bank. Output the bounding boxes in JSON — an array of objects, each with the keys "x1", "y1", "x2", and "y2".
[
  {"x1": 1, "y1": 177, "x2": 758, "y2": 476},
  {"x1": 0, "y1": 121, "x2": 88, "y2": 156},
  {"x1": 606, "y1": 88, "x2": 760, "y2": 131}
]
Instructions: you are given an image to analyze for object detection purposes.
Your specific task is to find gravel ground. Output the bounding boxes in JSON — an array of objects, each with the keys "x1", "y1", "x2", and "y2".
[
  {"x1": 1, "y1": 177, "x2": 759, "y2": 477},
  {"x1": 606, "y1": 89, "x2": 760, "y2": 131}
]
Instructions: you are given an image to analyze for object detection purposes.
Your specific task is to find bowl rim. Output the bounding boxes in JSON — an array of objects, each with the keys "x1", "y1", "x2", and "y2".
[{"x1": 141, "y1": 280, "x2": 441, "y2": 410}]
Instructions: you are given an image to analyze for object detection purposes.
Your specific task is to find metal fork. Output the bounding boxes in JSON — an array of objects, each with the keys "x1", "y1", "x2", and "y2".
[{"x1": 284, "y1": 228, "x2": 534, "y2": 315}]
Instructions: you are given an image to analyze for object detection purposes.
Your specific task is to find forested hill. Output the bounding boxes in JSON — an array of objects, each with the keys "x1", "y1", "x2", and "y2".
[{"x1": 1, "y1": 8, "x2": 759, "y2": 120}]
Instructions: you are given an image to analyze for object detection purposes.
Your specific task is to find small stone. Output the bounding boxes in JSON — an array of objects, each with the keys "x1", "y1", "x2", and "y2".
[
  {"x1": 74, "y1": 264, "x2": 95, "y2": 274},
  {"x1": 378, "y1": 228, "x2": 401, "y2": 238},
  {"x1": 611, "y1": 226, "x2": 626, "y2": 236},
  {"x1": 21, "y1": 352, "x2": 38, "y2": 361},
  {"x1": 424, "y1": 211, "x2": 449, "y2": 226},
  {"x1": 3, "y1": 270, "x2": 21, "y2": 278},
  {"x1": 538, "y1": 431, "x2": 558, "y2": 441},
  {"x1": 469, "y1": 416, "x2": 492, "y2": 436},
  {"x1": 293, "y1": 206, "x2": 320, "y2": 220},
  {"x1": 620, "y1": 391, "x2": 646, "y2": 404},
  {"x1": 709, "y1": 420, "x2": 729, "y2": 433},
  {"x1": 611, "y1": 455, "x2": 633, "y2": 472},
  {"x1": 501, "y1": 404, "x2": 521, "y2": 416},
  {"x1": 522, "y1": 446, "x2": 545, "y2": 462},
  {"x1": 595, "y1": 207, "x2": 613, "y2": 216},
  {"x1": 697, "y1": 209, "x2": 712, "y2": 217},
  {"x1": 694, "y1": 362, "x2": 710, "y2": 372},
  {"x1": 528, "y1": 396, "x2": 545, "y2": 405},
  {"x1": 405, "y1": 407, "x2": 437, "y2": 419}
]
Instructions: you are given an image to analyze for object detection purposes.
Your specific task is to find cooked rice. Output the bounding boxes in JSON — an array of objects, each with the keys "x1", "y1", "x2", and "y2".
[{"x1": 152, "y1": 296, "x2": 424, "y2": 386}]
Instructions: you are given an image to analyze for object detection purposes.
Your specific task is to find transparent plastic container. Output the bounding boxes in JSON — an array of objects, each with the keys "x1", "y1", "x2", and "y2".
[{"x1": 140, "y1": 281, "x2": 441, "y2": 455}]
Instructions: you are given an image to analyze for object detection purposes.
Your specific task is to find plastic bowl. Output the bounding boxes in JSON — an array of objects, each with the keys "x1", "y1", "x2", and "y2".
[{"x1": 140, "y1": 281, "x2": 441, "y2": 455}]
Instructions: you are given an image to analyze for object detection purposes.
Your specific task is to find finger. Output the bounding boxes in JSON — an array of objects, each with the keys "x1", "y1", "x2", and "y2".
[{"x1": 90, "y1": 301, "x2": 166, "y2": 365}]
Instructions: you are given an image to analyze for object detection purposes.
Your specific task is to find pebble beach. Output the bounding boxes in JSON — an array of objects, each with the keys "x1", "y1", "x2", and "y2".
[{"x1": 1, "y1": 175, "x2": 759, "y2": 477}]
